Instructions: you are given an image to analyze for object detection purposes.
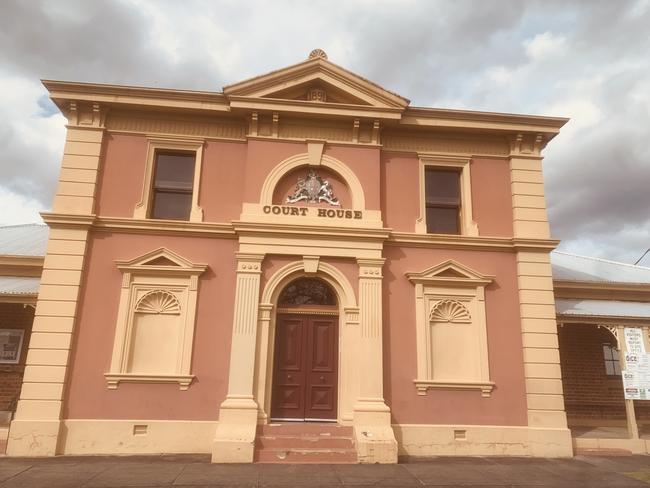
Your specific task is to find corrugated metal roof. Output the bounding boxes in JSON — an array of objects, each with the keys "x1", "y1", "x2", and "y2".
[
  {"x1": 551, "y1": 251, "x2": 650, "y2": 285},
  {"x1": 0, "y1": 276, "x2": 40, "y2": 295},
  {"x1": 0, "y1": 224, "x2": 49, "y2": 257}
]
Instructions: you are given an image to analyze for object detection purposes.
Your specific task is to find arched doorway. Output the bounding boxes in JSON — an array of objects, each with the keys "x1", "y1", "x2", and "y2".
[{"x1": 270, "y1": 277, "x2": 339, "y2": 422}]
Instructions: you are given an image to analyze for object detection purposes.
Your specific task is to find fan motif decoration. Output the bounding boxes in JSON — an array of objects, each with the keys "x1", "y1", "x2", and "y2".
[
  {"x1": 135, "y1": 290, "x2": 181, "y2": 315},
  {"x1": 429, "y1": 299, "x2": 471, "y2": 324}
]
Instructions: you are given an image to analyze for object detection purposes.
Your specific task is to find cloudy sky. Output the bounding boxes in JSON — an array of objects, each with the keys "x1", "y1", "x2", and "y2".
[{"x1": 1, "y1": 0, "x2": 649, "y2": 264}]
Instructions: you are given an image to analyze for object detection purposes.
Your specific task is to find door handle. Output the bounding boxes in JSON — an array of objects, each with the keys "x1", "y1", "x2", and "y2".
[
  {"x1": 287, "y1": 374, "x2": 292, "y2": 380},
  {"x1": 320, "y1": 376, "x2": 325, "y2": 382}
]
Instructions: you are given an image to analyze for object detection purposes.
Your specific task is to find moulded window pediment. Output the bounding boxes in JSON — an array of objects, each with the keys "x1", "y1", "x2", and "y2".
[
  {"x1": 115, "y1": 248, "x2": 207, "y2": 274},
  {"x1": 406, "y1": 259, "x2": 493, "y2": 286}
]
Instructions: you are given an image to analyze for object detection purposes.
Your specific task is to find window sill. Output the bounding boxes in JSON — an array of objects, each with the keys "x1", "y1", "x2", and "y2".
[
  {"x1": 105, "y1": 373, "x2": 194, "y2": 390},
  {"x1": 414, "y1": 379, "x2": 495, "y2": 397}
]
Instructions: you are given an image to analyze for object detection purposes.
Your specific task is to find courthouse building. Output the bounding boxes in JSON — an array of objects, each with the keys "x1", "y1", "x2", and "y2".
[{"x1": 3, "y1": 50, "x2": 650, "y2": 462}]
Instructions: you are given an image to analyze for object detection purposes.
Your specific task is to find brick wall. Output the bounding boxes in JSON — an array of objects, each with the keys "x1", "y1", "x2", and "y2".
[
  {"x1": 0, "y1": 303, "x2": 34, "y2": 413},
  {"x1": 558, "y1": 324, "x2": 650, "y2": 424}
]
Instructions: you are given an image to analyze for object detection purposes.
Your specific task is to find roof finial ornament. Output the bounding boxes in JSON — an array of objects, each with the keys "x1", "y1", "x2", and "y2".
[{"x1": 308, "y1": 48, "x2": 328, "y2": 60}]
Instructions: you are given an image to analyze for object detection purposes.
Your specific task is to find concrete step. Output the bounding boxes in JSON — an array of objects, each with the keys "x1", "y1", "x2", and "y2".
[
  {"x1": 258, "y1": 422, "x2": 353, "y2": 436},
  {"x1": 257, "y1": 434, "x2": 354, "y2": 450},
  {"x1": 255, "y1": 423, "x2": 357, "y2": 463},
  {"x1": 255, "y1": 448, "x2": 358, "y2": 464}
]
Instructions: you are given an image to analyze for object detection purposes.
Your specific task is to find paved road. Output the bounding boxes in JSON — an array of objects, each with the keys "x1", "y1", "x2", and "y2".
[{"x1": 1, "y1": 454, "x2": 650, "y2": 487}]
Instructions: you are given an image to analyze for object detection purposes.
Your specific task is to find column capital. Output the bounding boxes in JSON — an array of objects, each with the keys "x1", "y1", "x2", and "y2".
[
  {"x1": 235, "y1": 253, "x2": 264, "y2": 273},
  {"x1": 357, "y1": 258, "x2": 385, "y2": 279}
]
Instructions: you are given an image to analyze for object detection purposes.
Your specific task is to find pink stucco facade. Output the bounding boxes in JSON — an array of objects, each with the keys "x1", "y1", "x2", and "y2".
[{"x1": 8, "y1": 52, "x2": 571, "y2": 461}]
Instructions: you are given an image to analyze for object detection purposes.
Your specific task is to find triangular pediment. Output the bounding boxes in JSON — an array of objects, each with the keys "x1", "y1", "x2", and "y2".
[
  {"x1": 223, "y1": 52, "x2": 409, "y2": 110},
  {"x1": 406, "y1": 260, "x2": 494, "y2": 285},
  {"x1": 116, "y1": 248, "x2": 207, "y2": 273}
]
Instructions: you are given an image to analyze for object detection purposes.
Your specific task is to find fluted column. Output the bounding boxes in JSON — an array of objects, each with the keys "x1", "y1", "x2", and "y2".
[
  {"x1": 353, "y1": 258, "x2": 397, "y2": 463},
  {"x1": 212, "y1": 253, "x2": 263, "y2": 463},
  {"x1": 357, "y1": 259, "x2": 387, "y2": 404}
]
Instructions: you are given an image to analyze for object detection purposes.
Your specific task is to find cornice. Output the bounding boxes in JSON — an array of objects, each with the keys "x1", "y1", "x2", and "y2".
[
  {"x1": 40, "y1": 212, "x2": 95, "y2": 229},
  {"x1": 402, "y1": 107, "x2": 569, "y2": 135},
  {"x1": 93, "y1": 217, "x2": 237, "y2": 238},
  {"x1": 233, "y1": 220, "x2": 391, "y2": 241},
  {"x1": 42, "y1": 79, "x2": 230, "y2": 114},
  {"x1": 387, "y1": 232, "x2": 559, "y2": 252},
  {"x1": 40, "y1": 213, "x2": 562, "y2": 253}
]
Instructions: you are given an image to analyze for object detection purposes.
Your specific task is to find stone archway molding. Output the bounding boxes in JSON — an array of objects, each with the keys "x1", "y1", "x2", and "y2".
[
  {"x1": 255, "y1": 259, "x2": 360, "y2": 425},
  {"x1": 259, "y1": 152, "x2": 367, "y2": 210}
]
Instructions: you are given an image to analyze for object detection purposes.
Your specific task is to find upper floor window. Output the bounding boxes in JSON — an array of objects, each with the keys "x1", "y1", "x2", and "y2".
[
  {"x1": 416, "y1": 155, "x2": 478, "y2": 236},
  {"x1": 151, "y1": 151, "x2": 196, "y2": 220},
  {"x1": 425, "y1": 169, "x2": 460, "y2": 234},
  {"x1": 133, "y1": 138, "x2": 204, "y2": 222}
]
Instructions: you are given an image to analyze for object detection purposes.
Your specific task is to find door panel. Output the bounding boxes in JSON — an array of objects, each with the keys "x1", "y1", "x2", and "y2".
[
  {"x1": 271, "y1": 314, "x2": 338, "y2": 421},
  {"x1": 305, "y1": 317, "x2": 337, "y2": 419},
  {"x1": 271, "y1": 316, "x2": 306, "y2": 419}
]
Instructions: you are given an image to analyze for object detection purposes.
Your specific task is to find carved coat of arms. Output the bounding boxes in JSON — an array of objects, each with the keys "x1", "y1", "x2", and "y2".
[{"x1": 286, "y1": 170, "x2": 340, "y2": 206}]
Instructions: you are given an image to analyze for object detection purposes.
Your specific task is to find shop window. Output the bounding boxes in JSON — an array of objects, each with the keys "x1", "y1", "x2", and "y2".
[
  {"x1": 603, "y1": 344, "x2": 621, "y2": 376},
  {"x1": 133, "y1": 138, "x2": 204, "y2": 222},
  {"x1": 105, "y1": 248, "x2": 207, "y2": 390},
  {"x1": 416, "y1": 155, "x2": 478, "y2": 236},
  {"x1": 407, "y1": 260, "x2": 494, "y2": 396}
]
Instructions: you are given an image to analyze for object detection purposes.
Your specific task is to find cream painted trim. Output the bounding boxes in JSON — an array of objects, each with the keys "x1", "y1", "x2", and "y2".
[
  {"x1": 256, "y1": 260, "x2": 359, "y2": 423},
  {"x1": 133, "y1": 137, "x2": 205, "y2": 222},
  {"x1": 259, "y1": 153, "x2": 366, "y2": 209},
  {"x1": 413, "y1": 379, "x2": 495, "y2": 397},
  {"x1": 223, "y1": 56, "x2": 409, "y2": 108},
  {"x1": 407, "y1": 260, "x2": 493, "y2": 396},
  {"x1": 59, "y1": 419, "x2": 217, "y2": 455},
  {"x1": 47, "y1": 213, "x2": 560, "y2": 253},
  {"x1": 105, "y1": 373, "x2": 194, "y2": 390},
  {"x1": 394, "y1": 424, "x2": 572, "y2": 457},
  {"x1": 107, "y1": 248, "x2": 206, "y2": 389},
  {"x1": 416, "y1": 154, "x2": 478, "y2": 236}
]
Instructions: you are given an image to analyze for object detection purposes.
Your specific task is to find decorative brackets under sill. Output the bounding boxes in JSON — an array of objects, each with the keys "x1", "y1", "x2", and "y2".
[
  {"x1": 414, "y1": 379, "x2": 495, "y2": 398},
  {"x1": 105, "y1": 373, "x2": 195, "y2": 390}
]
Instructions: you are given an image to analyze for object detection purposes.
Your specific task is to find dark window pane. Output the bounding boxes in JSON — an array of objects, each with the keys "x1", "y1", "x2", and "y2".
[
  {"x1": 426, "y1": 206, "x2": 459, "y2": 234},
  {"x1": 154, "y1": 152, "x2": 195, "y2": 191},
  {"x1": 278, "y1": 278, "x2": 337, "y2": 306},
  {"x1": 151, "y1": 191, "x2": 192, "y2": 220},
  {"x1": 425, "y1": 169, "x2": 460, "y2": 205}
]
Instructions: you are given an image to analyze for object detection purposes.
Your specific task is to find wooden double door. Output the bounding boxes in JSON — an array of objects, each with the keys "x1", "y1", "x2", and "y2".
[{"x1": 271, "y1": 313, "x2": 339, "y2": 421}]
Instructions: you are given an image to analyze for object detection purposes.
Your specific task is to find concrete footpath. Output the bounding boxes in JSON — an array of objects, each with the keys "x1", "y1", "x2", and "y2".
[{"x1": 1, "y1": 454, "x2": 650, "y2": 487}]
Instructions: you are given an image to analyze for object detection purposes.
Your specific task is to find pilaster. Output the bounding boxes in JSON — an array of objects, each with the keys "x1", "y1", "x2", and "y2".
[
  {"x1": 353, "y1": 258, "x2": 397, "y2": 464},
  {"x1": 509, "y1": 138, "x2": 571, "y2": 449},
  {"x1": 7, "y1": 103, "x2": 105, "y2": 456},
  {"x1": 212, "y1": 253, "x2": 263, "y2": 463}
]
